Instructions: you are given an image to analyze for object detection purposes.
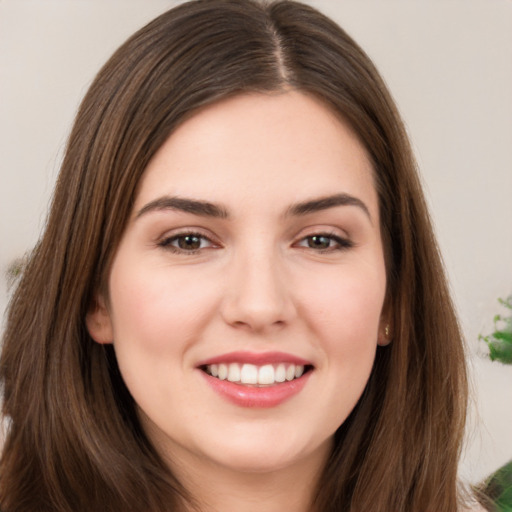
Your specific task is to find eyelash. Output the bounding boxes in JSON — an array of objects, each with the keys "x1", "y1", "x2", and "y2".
[{"x1": 157, "y1": 231, "x2": 353, "y2": 255}]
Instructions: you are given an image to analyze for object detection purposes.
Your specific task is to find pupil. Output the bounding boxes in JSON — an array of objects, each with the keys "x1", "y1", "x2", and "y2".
[
  {"x1": 309, "y1": 236, "x2": 330, "y2": 249},
  {"x1": 178, "y1": 235, "x2": 201, "y2": 250}
]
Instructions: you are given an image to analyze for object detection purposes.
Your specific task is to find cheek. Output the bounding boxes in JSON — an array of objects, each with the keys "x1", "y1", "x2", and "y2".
[
  {"x1": 106, "y1": 262, "x2": 220, "y2": 418},
  {"x1": 107, "y1": 261, "x2": 219, "y2": 352},
  {"x1": 305, "y1": 269, "x2": 385, "y2": 339},
  {"x1": 298, "y1": 261, "x2": 386, "y2": 388},
  {"x1": 305, "y1": 269, "x2": 385, "y2": 427}
]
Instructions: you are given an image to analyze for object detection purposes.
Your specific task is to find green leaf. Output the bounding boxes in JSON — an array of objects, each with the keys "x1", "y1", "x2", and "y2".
[
  {"x1": 498, "y1": 296, "x2": 512, "y2": 309},
  {"x1": 488, "y1": 342, "x2": 512, "y2": 364},
  {"x1": 493, "y1": 331, "x2": 512, "y2": 343},
  {"x1": 481, "y1": 296, "x2": 512, "y2": 365},
  {"x1": 479, "y1": 461, "x2": 512, "y2": 511}
]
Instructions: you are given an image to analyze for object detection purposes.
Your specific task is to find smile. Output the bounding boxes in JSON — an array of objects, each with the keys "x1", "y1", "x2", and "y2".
[
  {"x1": 203, "y1": 363, "x2": 308, "y2": 386},
  {"x1": 197, "y1": 352, "x2": 314, "y2": 407}
]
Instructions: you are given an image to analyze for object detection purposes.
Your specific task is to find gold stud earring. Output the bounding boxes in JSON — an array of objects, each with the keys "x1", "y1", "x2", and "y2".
[{"x1": 385, "y1": 325, "x2": 390, "y2": 338}]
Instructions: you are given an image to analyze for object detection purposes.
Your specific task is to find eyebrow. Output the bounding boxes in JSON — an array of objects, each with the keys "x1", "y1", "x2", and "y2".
[
  {"x1": 135, "y1": 196, "x2": 229, "y2": 219},
  {"x1": 286, "y1": 193, "x2": 372, "y2": 221},
  {"x1": 135, "y1": 192, "x2": 371, "y2": 222}
]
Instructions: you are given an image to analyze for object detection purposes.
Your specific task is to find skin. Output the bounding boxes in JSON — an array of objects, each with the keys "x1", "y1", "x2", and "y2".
[{"x1": 87, "y1": 91, "x2": 389, "y2": 512}]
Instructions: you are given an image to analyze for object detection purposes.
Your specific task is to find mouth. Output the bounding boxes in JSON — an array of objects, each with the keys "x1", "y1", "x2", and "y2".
[
  {"x1": 196, "y1": 351, "x2": 314, "y2": 407},
  {"x1": 200, "y1": 362, "x2": 314, "y2": 387}
]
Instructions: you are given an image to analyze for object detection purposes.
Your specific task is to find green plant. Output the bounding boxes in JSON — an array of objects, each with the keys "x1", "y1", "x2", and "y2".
[
  {"x1": 477, "y1": 461, "x2": 512, "y2": 512},
  {"x1": 476, "y1": 295, "x2": 512, "y2": 511},
  {"x1": 479, "y1": 296, "x2": 512, "y2": 365}
]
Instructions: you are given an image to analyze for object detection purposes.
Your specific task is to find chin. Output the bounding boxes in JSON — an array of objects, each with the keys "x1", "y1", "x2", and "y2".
[
  {"x1": 200, "y1": 430, "x2": 332, "y2": 475},
  {"x1": 218, "y1": 450, "x2": 297, "y2": 474}
]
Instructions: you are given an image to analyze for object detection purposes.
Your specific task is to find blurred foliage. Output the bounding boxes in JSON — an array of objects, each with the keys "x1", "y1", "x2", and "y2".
[
  {"x1": 476, "y1": 296, "x2": 512, "y2": 511},
  {"x1": 5, "y1": 254, "x2": 29, "y2": 290},
  {"x1": 477, "y1": 460, "x2": 512, "y2": 512},
  {"x1": 479, "y1": 296, "x2": 512, "y2": 365}
]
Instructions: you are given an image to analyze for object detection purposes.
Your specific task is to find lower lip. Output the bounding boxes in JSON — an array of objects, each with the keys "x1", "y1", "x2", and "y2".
[{"x1": 200, "y1": 371, "x2": 312, "y2": 408}]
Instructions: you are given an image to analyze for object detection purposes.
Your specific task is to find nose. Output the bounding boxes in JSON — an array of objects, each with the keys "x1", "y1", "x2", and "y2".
[{"x1": 220, "y1": 247, "x2": 296, "y2": 332}]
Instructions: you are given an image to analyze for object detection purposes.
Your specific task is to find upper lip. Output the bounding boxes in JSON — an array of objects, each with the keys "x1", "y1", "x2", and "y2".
[{"x1": 196, "y1": 351, "x2": 313, "y2": 367}]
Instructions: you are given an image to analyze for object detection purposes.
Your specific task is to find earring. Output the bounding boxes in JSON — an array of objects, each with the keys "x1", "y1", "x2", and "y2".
[{"x1": 385, "y1": 325, "x2": 390, "y2": 338}]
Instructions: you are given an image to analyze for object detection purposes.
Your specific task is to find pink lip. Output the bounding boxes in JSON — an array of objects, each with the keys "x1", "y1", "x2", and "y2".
[
  {"x1": 196, "y1": 351, "x2": 312, "y2": 367},
  {"x1": 199, "y1": 370, "x2": 312, "y2": 408}
]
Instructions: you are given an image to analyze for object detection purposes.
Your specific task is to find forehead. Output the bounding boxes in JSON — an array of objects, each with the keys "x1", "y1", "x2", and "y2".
[{"x1": 136, "y1": 91, "x2": 378, "y2": 217}]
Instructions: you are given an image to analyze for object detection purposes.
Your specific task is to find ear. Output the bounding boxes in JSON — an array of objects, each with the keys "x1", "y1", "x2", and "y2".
[{"x1": 86, "y1": 294, "x2": 114, "y2": 344}]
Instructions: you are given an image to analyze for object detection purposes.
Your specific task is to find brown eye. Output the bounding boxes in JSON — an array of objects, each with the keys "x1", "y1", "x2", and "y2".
[
  {"x1": 297, "y1": 233, "x2": 353, "y2": 252},
  {"x1": 307, "y1": 235, "x2": 332, "y2": 250},
  {"x1": 177, "y1": 235, "x2": 202, "y2": 250},
  {"x1": 159, "y1": 232, "x2": 214, "y2": 253}
]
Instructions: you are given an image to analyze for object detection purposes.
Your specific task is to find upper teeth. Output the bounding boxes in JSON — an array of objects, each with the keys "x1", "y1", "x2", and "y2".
[{"x1": 206, "y1": 363, "x2": 305, "y2": 385}]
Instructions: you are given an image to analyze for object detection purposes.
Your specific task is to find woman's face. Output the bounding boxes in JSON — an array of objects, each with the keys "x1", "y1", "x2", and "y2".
[{"x1": 87, "y1": 91, "x2": 388, "y2": 476}]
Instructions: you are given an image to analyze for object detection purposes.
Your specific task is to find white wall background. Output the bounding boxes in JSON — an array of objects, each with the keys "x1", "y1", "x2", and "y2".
[{"x1": 1, "y1": 0, "x2": 511, "y2": 486}]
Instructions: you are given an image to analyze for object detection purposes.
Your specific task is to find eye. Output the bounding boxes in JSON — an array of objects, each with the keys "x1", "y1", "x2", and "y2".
[
  {"x1": 296, "y1": 233, "x2": 353, "y2": 252},
  {"x1": 158, "y1": 232, "x2": 216, "y2": 253}
]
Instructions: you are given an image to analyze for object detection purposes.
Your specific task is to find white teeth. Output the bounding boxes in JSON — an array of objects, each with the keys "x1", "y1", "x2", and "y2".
[
  {"x1": 285, "y1": 364, "x2": 296, "y2": 381},
  {"x1": 218, "y1": 363, "x2": 228, "y2": 380},
  {"x1": 240, "y1": 364, "x2": 258, "y2": 384},
  {"x1": 275, "y1": 363, "x2": 286, "y2": 383},
  {"x1": 227, "y1": 363, "x2": 241, "y2": 382},
  {"x1": 205, "y1": 362, "x2": 307, "y2": 385},
  {"x1": 258, "y1": 364, "x2": 275, "y2": 385}
]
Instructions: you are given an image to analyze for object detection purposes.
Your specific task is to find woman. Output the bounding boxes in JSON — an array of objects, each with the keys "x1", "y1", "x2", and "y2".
[{"x1": 0, "y1": 0, "x2": 472, "y2": 510}]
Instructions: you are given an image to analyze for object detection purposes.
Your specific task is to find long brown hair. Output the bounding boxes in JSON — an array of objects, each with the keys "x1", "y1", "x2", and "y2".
[{"x1": 0, "y1": 1, "x2": 467, "y2": 510}]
